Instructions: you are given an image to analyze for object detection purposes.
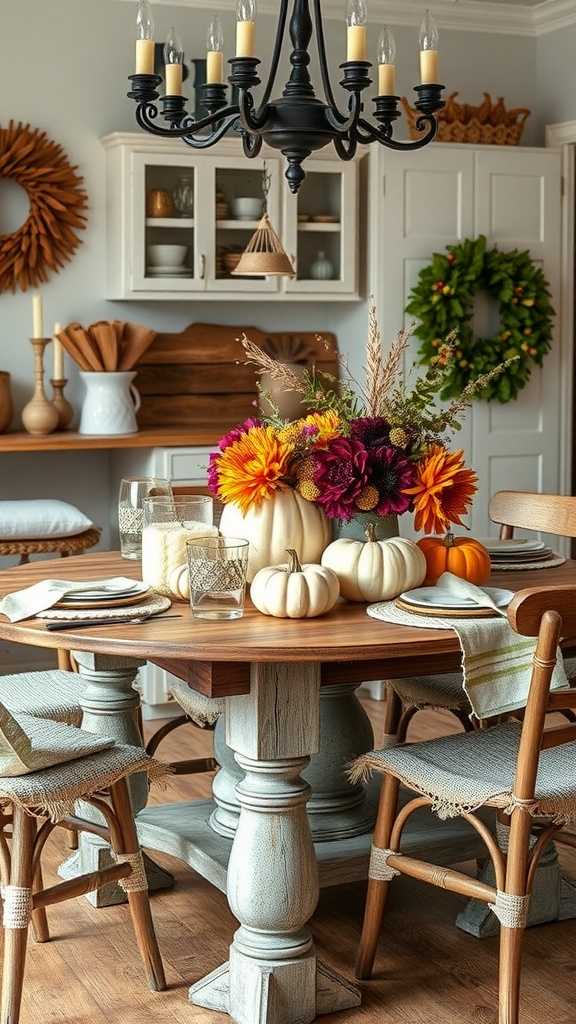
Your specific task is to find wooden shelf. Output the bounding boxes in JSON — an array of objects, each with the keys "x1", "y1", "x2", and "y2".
[
  {"x1": 216, "y1": 219, "x2": 259, "y2": 230},
  {"x1": 298, "y1": 222, "x2": 341, "y2": 233},
  {"x1": 146, "y1": 218, "x2": 195, "y2": 228},
  {"x1": 0, "y1": 427, "x2": 221, "y2": 454}
]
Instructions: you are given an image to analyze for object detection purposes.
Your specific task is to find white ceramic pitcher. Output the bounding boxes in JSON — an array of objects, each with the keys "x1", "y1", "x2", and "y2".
[{"x1": 79, "y1": 372, "x2": 141, "y2": 436}]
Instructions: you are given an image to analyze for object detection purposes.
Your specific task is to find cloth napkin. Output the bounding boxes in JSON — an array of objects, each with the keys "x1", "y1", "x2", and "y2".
[
  {"x1": 367, "y1": 572, "x2": 569, "y2": 720},
  {"x1": 0, "y1": 578, "x2": 140, "y2": 623}
]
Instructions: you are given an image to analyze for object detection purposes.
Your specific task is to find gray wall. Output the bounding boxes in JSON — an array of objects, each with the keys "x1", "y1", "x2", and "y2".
[
  {"x1": 537, "y1": 25, "x2": 576, "y2": 129},
  {"x1": 0, "y1": 0, "x2": 545, "y2": 536}
]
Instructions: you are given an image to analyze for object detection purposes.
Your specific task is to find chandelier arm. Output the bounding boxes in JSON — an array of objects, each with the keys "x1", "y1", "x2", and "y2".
[
  {"x1": 312, "y1": 0, "x2": 341, "y2": 116},
  {"x1": 135, "y1": 101, "x2": 240, "y2": 138},
  {"x1": 325, "y1": 91, "x2": 362, "y2": 135},
  {"x1": 333, "y1": 134, "x2": 358, "y2": 161},
  {"x1": 356, "y1": 114, "x2": 438, "y2": 150},
  {"x1": 254, "y1": 0, "x2": 290, "y2": 115},
  {"x1": 179, "y1": 113, "x2": 242, "y2": 148},
  {"x1": 238, "y1": 89, "x2": 269, "y2": 133}
]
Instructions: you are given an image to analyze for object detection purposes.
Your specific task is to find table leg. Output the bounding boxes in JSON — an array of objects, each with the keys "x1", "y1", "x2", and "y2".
[
  {"x1": 210, "y1": 682, "x2": 375, "y2": 842},
  {"x1": 190, "y1": 662, "x2": 361, "y2": 1024},
  {"x1": 58, "y1": 651, "x2": 174, "y2": 907}
]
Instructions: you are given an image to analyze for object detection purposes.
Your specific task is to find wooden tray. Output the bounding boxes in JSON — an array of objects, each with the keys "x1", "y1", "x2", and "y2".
[
  {"x1": 395, "y1": 597, "x2": 499, "y2": 619},
  {"x1": 56, "y1": 588, "x2": 151, "y2": 610}
]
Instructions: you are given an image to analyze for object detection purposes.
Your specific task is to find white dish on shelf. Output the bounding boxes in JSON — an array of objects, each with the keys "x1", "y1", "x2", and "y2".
[
  {"x1": 231, "y1": 197, "x2": 263, "y2": 220},
  {"x1": 147, "y1": 244, "x2": 188, "y2": 268},
  {"x1": 146, "y1": 264, "x2": 193, "y2": 273}
]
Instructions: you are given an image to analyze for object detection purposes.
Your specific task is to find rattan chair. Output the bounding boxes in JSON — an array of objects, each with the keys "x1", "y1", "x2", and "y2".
[
  {"x1": 353, "y1": 581, "x2": 576, "y2": 1024},
  {"x1": 0, "y1": 716, "x2": 167, "y2": 1024},
  {"x1": 384, "y1": 492, "x2": 576, "y2": 742}
]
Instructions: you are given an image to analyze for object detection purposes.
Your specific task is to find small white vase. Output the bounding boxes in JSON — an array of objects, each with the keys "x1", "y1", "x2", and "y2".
[
  {"x1": 79, "y1": 372, "x2": 141, "y2": 436},
  {"x1": 310, "y1": 250, "x2": 334, "y2": 281}
]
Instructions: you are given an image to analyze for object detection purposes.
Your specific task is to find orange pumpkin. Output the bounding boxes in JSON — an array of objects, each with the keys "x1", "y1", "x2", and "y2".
[{"x1": 417, "y1": 532, "x2": 491, "y2": 586}]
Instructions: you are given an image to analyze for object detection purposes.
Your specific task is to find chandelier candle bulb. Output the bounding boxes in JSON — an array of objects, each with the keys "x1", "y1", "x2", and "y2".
[
  {"x1": 419, "y1": 8, "x2": 439, "y2": 84},
  {"x1": 32, "y1": 294, "x2": 43, "y2": 339},
  {"x1": 378, "y1": 27, "x2": 396, "y2": 96},
  {"x1": 346, "y1": 0, "x2": 368, "y2": 61},
  {"x1": 164, "y1": 27, "x2": 184, "y2": 95},
  {"x1": 135, "y1": 0, "x2": 155, "y2": 74},
  {"x1": 206, "y1": 16, "x2": 225, "y2": 84},
  {"x1": 236, "y1": 0, "x2": 256, "y2": 57},
  {"x1": 52, "y1": 323, "x2": 64, "y2": 379}
]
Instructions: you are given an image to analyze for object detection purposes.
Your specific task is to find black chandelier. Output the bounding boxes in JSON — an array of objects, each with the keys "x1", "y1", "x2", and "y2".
[{"x1": 128, "y1": 0, "x2": 445, "y2": 194}]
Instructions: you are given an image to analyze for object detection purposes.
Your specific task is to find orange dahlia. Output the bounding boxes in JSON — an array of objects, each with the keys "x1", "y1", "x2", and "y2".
[
  {"x1": 279, "y1": 410, "x2": 341, "y2": 448},
  {"x1": 403, "y1": 446, "x2": 477, "y2": 535},
  {"x1": 214, "y1": 426, "x2": 294, "y2": 514}
]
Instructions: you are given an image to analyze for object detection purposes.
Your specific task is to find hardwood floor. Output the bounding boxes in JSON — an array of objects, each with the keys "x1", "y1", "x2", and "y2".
[{"x1": 11, "y1": 695, "x2": 576, "y2": 1024}]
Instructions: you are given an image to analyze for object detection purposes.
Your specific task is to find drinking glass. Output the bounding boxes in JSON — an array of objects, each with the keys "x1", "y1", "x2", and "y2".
[
  {"x1": 142, "y1": 494, "x2": 217, "y2": 596},
  {"x1": 186, "y1": 536, "x2": 249, "y2": 620},
  {"x1": 118, "y1": 478, "x2": 171, "y2": 559}
]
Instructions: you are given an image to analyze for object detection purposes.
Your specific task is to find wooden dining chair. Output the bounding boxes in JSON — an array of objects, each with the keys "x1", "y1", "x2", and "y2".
[
  {"x1": 384, "y1": 491, "x2": 576, "y2": 743},
  {"x1": 0, "y1": 721, "x2": 167, "y2": 1024},
  {"x1": 352, "y1": 582, "x2": 576, "y2": 1023}
]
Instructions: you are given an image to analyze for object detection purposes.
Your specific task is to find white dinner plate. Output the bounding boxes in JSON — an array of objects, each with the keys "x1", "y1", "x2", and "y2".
[
  {"x1": 61, "y1": 582, "x2": 147, "y2": 603},
  {"x1": 479, "y1": 538, "x2": 546, "y2": 554},
  {"x1": 400, "y1": 585, "x2": 514, "y2": 610}
]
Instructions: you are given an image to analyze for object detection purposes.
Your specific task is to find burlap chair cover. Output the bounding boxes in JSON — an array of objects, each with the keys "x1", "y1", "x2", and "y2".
[
  {"x1": 0, "y1": 743, "x2": 169, "y2": 821},
  {"x1": 168, "y1": 680, "x2": 225, "y2": 727},
  {"x1": 351, "y1": 721, "x2": 576, "y2": 822},
  {"x1": 389, "y1": 655, "x2": 576, "y2": 714},
  {"x1": 0, "y1": 670, "x2": 84, "y2": 726}
]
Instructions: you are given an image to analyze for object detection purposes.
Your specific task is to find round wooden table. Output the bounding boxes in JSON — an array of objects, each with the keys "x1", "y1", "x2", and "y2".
[{"x1": 2, "y1": 552, "x2": 576, "y2": 1024}]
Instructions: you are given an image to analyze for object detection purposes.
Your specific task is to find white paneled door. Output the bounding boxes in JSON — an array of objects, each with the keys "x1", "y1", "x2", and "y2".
[{"x1": 371, "y1": 144, "x2": 564, "y2": 539}]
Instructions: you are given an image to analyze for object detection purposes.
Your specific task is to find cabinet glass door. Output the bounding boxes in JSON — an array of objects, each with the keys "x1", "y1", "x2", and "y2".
[
  {"x1": 282, "y1": 160, "x2": 357, "y2": 295},
  {"x1": 207, "y1": 156, "x2": 280, "y2": 293},
  {"x1": 130, "y1": 152, "x2": 207, "y2": 293}
]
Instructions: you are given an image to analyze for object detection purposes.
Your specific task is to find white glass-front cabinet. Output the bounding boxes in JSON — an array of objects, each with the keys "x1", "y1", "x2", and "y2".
[
  {"x1": 102, "y1": 133, "x2": 360, "y2": 301},
  {"x1": 282, "y1": 159, "x2": 358, "y2": 295}
]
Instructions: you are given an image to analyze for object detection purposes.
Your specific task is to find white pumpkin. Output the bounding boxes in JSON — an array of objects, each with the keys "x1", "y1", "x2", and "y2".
[
  {"x1": 219, "y1": 488, "x2": 331, "y2": 582},
  {"x1": 167, "y1": 562, "x2": 190, "y2": 602},
  {"x1": 321, "y1": 523, "x2": 427, "y2": 603},
  {"x1": 251, "y1": 550, "x2": 340, "y2": 619}
]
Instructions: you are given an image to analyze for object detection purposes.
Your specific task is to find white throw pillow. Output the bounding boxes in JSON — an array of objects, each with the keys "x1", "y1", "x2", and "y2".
[
  {"x1": 0, "y1": 706, "x2": 114, "y2": 777},
  {"x1": 0, "y1": 500, "x2": 93, "y2": 540}
]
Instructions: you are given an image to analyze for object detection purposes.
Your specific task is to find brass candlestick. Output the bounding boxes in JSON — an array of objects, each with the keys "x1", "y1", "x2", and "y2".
[
  {"x1": 51, "y1": 378, "x2": 74, "y2": 430},
  {"x1": 21, "y1": 339, "x2": 59, "y2": 436}
]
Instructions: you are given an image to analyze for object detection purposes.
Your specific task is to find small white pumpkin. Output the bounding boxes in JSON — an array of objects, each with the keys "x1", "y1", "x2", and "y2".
[
  {"x1": 167, "y1": 562, "x2": 190, "y2": 602},
  {"x1": 251, "y1": 549, "x2": 340, "y2": 619},
  {"x1": 321, "y1": 523, "x2": 427, "y2": 603},
  {"x1": 219, "y1": 488, "x2": 331, "y2": 582}
]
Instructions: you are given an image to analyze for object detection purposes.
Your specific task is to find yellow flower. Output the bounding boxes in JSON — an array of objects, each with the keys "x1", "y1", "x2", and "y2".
[
  {"x1": 216, "y1": 426, "x2": 294, "y2": 514},
  {"x1": 279, "y1": 410, "x2": 341, "y2": 449}
]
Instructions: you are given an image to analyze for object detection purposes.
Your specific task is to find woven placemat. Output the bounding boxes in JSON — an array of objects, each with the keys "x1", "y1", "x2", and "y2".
[
  {"x1": 37, "y1": 594, "x2": 172, "y2": 621},
  {"x1": 491, "y1": 554, "x2": 566, "y2": 572}
]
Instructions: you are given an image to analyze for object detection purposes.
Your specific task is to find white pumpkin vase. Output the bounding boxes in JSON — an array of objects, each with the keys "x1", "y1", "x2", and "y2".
[
  {"x1": 251, "y1": 549, "x2": 340, "y2": 619},
  {"x1": 321, "y1": 522, "x2": 427, "y2": 603},
  {"x1": 219, "y1": 488, "x2": 331, "y2": 582}
]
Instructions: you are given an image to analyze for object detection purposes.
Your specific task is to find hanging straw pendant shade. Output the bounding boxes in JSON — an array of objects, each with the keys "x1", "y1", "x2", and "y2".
[{"x1": 231, "y1": 212, "x2": 296, "y2": 278}]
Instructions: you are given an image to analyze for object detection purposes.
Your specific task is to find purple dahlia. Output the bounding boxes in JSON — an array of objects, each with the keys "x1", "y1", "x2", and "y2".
[
  {"x1": 312, "y1": 437, "x2": 370, "y2": 521},
  {"x1": 369, "y1": 446, "x2": 417, "y2": 517},
  {"x1": 350, "y1": 417, "x2": 391, "y2": 451}
]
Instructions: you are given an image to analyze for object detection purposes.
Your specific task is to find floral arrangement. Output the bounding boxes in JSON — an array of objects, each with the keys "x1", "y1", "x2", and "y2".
[{"x1": 208, "y1": 307, "x2": 508, "y2": 535}]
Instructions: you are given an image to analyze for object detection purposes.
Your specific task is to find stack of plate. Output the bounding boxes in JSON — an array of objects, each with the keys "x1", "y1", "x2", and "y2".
[
  {"x1": 396, "y1": 585, "x2": 513, "y2": 619},
  {"x1": 481, "y1": 538, "x2": 555, "y2": 566},
  {"x1": 55, "y1": 580, "x2": 150, "y2": 611},
  {"x1": 147, "y1": 266, "x2": 193, "y2": 279}
]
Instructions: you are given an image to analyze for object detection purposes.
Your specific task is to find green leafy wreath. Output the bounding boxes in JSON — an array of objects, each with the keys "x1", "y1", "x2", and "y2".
[{"x1": 406, "y1": 235, "x2": 555, "y2": 403}]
